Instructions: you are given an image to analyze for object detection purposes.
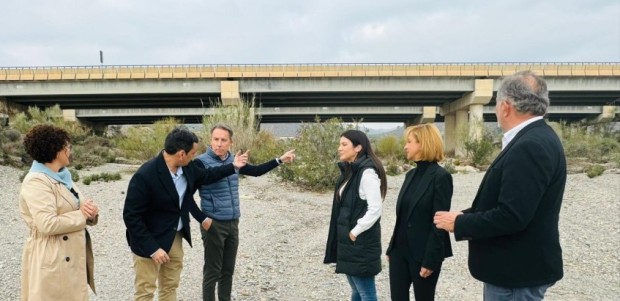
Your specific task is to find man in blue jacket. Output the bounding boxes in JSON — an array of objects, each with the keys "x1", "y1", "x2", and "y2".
[
  {"x1": 197, "y1": 123, "x2": 295, "y2": 301},
  {"x1": 434, "y1": 71, "x2": 566, "y2": 300}
]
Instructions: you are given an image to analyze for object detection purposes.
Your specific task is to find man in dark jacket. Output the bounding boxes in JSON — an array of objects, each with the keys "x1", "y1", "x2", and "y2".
[
  {"x1": 434, "y1": 71, "x2": 566, "y2": 301},
  {"x1": 123, "y1": 127, "x2": 248, "y2": 301}
]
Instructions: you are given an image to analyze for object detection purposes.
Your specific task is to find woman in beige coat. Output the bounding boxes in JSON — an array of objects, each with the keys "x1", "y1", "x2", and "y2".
[{"x1": 19, "y1": 124, "x2": 99, "y2": 301}]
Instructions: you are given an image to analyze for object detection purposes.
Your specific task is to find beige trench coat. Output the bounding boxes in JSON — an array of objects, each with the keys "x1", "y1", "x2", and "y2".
[{"x1": 19, "y1": 172, "x2": 97, "y2": 301}]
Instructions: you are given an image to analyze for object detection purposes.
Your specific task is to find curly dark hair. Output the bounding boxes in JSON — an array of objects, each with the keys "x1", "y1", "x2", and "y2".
[{"x1": 23, "y1": 124, "x2": 71, "y2": 163}]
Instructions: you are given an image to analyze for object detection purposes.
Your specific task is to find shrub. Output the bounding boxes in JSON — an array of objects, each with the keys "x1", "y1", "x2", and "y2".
[
  {"x1": 1, "y1": 128, "x2": 21, "y2": 142},
  {"x1": 71, "y1": 137, "x2": 117, "y2": 168},
  {"x1": 249, "y1": 130, "x2": 286, "y2": 164},
  {"x1": 201, "y1": 98, "x2": 259, "y2": 154},
  {"x1": 82, "y1": 172, "x2": 122, "y2": 185},
  {"x1": 585, "y1": 164, "x2": 605, "y2": 178},
  {"x1": 274, "y1": 117, "x2": 357, "y2": 191},
  {"x1": 443, "y1": 159, "x2": 458, "y2": 174},
  {"x1": 376, "y1": 135, "x2": 404, "y2": 162},
  {"x1": 551, "y1": 121, "x2": 620, "y2": 164},
  {"x1": 10, "y1": 105, "x2": 91, "y2": 142},
  {"x1": 70, "y1": 169, "x2": 80, "y2": 182},
  {"x1": 460, "y1": 121, "x2": 499, "y2": 167},
  {"x1": 385, "y1": 160, "x2": 400, "y2": 176},
  {"x1": 115, "y1": 118, "x2": 180, "y2": 161}
]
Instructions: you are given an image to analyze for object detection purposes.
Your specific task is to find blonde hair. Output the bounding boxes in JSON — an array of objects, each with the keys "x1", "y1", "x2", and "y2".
[{"x1": 404, "y1": 123, "x2": 445, "y2": 162}]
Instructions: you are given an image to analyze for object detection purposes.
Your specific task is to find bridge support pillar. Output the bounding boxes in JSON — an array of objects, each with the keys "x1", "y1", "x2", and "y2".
[
  {"x1": 455, "y1": 109, "x2": 469, "y2": 157},
  {"x1": 444, "y1": 113, "x2": 456, "y2": 156},
  {"x1": 63, "y1": 109, "x2": 77, "y2": 122},
  {"x1": 588, "y1": 105, "x2": 617, "y2": 124},
  {"x1": 404, "y1": 106, "x2": 437, "y2": 126},
  {"x1": 221, "y1": 81, "x2": 241, "y2": 106},
  {"x1": 441, "y1": 79, "x2": 493, "y2": 158},
  {"x1": 469, "y1": 104, "x2": 484, "y2": 140},
  {"x1": 415, "y1": 106, "x2": 437, "y2": 124}
]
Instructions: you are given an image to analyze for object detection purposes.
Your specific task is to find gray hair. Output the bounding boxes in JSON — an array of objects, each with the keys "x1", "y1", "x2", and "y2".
[
  {"x1": 210, "y1": 123, "x2": 233, "y2": 139},
  {"x1": 496, "y1": 70, "x2": 549, "y2": 116}
]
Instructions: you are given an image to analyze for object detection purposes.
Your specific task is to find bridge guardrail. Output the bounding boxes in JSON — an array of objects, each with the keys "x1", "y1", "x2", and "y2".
[{"x1": 0, "y1": 63, "x2": 618, "y2": 81}]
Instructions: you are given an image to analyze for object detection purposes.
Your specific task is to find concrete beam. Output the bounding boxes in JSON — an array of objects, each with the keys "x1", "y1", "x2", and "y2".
[
  {"x1": 76, "y1": 106, "x2": 427, "y2": 118},
  {"x1": 221, "y1": 81, "x2": 241, "y2": 106},
  {"x1": 441, "y1": 79, "x2": 494, "y2": 115}
]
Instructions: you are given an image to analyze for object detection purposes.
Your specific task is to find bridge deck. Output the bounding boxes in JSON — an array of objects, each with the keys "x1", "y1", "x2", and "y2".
[{"x1": 1, "y1": 63, "x2": 618, "y2": 81}]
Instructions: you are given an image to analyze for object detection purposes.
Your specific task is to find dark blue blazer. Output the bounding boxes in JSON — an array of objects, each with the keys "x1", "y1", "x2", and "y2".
[
  {"x1": 123, "y1": 152, "x2": 235, "y2": 258},
  {"x1": 455, "y1": 119, "x2": 566, "y2": 287}
]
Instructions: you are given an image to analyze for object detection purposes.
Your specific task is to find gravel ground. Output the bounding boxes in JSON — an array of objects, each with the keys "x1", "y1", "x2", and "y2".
[{"x1": 1, "y1": 163, "x2": 619, "y2": 300}]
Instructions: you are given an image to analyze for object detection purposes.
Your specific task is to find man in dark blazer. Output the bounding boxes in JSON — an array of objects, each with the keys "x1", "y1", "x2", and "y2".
[
  {"x1": 434, "y1": 71, "x2": 567, "y2": 301},
  {"x1": 123, "y1": 127, "x2": 248, "y2": 301}
]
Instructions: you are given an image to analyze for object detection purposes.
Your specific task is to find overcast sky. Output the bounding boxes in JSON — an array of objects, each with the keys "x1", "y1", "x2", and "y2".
[{"x1": 1, "y1": 0, "x2": 618, "y2": 67}]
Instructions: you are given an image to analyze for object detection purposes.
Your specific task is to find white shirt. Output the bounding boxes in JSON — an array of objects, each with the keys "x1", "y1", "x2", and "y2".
[
  {"x1": 345, "y1": 169, "x2": 382, "y2": 237},
  {"x1": 502, "y1": 116, "x2": 544, "y2": 150}
]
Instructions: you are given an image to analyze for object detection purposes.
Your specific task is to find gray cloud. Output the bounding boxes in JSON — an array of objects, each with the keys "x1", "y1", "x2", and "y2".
[{"x1": 0, "y1": 0, "x2": 618, "y2": 66}]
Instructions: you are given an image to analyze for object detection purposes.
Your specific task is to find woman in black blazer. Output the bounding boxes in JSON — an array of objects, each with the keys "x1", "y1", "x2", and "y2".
[{"x1": 386, "y1": 123, "x2": 453, "y2": 301}]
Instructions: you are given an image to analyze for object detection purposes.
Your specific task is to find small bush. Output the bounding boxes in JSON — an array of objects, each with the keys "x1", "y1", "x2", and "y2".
[
  {"x1": 443, "y1": 159, "x2": 457, "y2": 174},
  {"x1": 201, "y1": 99, "x2": 259, "y2": 154},
  {"x1": 115, "y1": 118, "x2": 180, "y2": 161},
  {"x1": 376, "y1": 135, "x2": 404, "y2": 162},
  {"x1": 585, "y1": 164, "x2": 605, "y2": 178},
  {"x1": 250, "y1": 130, "x2": 286, "y2": 164},
  {"x1": 10, "y1": 105, "x2": 91, "y2": 142},
  {"x1": 1, "y1": 128, "x2": 22, "y2": 142},
  {"x1": 82, "y1": 172, "x2": 122, "y2": 185},
  {"x1": 70, "y1": 169, "x2": 80, "y2": 182},
  {"x1": 462, "y1": 121, "x2": 499, "y2": 168},
  {"x1": 551, "y1": 121, "x2": 620, "y2": 164},
  {"x1": 386, "y1": 161, "x2": 400, "y2": 176},
  {"x1": 275, "y1": 117, "x2": 357, "y2": 191}
]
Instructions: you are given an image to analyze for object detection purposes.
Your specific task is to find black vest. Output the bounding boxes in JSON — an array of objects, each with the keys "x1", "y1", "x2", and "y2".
[{"x1": 324, "y1": 157, "x2": 382, "y2": 277}]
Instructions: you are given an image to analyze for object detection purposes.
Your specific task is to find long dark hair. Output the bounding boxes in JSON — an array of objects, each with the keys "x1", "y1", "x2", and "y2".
[{"x1": 340, "y1": 130, "x2": 387, "y2": 200}]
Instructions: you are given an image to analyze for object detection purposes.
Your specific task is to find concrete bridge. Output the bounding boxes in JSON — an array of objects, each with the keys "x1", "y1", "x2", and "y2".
[{"x1": 1, "y1": 63, "x2": 618, "y2": 154}]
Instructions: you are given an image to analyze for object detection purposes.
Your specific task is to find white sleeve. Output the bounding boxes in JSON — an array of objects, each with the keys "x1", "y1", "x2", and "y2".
[{"x1": 350, "y1": 169, "x2": 383, "y2": 237}]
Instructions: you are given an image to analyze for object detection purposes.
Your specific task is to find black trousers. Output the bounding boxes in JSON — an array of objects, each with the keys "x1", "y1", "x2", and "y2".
[
  {"x1": 201, "y1": 219, "x2": 239, "y2": 301},
  {"x1": 388, "y1": 248, "x2": 441, "y2": 301}
]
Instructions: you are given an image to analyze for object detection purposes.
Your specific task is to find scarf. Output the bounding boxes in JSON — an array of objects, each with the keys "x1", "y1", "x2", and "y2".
[{"x1": 29, "y1": 160, "x2": 79, "y2": 206}]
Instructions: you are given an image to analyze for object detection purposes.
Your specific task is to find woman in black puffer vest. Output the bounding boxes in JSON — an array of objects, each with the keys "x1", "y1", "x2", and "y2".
[{"x1": 324, "y1": 130, "x2": 387, "y2": 301}]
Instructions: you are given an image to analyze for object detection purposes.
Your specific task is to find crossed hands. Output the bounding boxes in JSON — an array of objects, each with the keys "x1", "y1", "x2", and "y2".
[{"x1": 80, "y1": 199, "x2": 99, "y2": 221}]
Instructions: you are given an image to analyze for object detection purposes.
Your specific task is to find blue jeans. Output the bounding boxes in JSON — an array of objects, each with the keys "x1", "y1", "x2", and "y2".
[
  {"x1": 483, "y1": 282, "x2": 555, "y2": 301},
  {"x1": 346, "y1": 275, "x2": 377, "y2": 301}
]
